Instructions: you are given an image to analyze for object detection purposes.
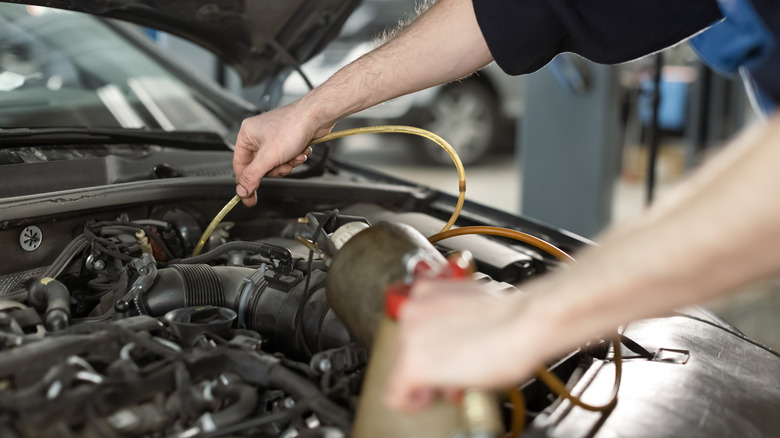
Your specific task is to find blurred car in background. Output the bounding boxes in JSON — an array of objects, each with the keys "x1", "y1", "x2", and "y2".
[{"x1": 281, "y1": 0, "x2": 522, "y2": 165}]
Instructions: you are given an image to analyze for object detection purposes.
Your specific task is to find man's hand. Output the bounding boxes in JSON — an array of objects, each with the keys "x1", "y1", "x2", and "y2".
[
  {"x1": 385, "y1": 279, "x2": 540, "y2": 411},
  {"x1": 232, "y1": 0, "x2": 492, "y2": 208},
  {"x1": 385, "y1": 116, "x2": 780, "y2": 412},
  {"x1": 233, "y1": 102, "x2": 331, "y2": 207}
]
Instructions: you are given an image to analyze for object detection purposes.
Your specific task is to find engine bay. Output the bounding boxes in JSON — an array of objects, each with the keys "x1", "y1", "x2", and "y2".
[
  {"x1": 0, "y1": 171, "x2": 596, "y2": 437},
  {"x1": 2, "y1": 171, "x2": 778, "y2": 438}
]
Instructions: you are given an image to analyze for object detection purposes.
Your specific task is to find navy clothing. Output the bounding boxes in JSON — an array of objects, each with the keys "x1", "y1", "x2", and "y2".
[{"x1": 472, "y1": 0, "x2": 722, "y2": 76}]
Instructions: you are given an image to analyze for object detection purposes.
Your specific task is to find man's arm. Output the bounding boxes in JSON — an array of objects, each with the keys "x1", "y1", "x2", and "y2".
[
  {"x1": 233, "y1": 0, "x2": 493, "y2": 206},
  {"x1": 385, "y1": 114, "x2": 780, "y2": 409}
]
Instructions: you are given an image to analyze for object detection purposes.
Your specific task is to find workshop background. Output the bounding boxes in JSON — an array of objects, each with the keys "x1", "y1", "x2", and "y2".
[{"x1": 145, "y1": 0, "x2": 780, "y2": 351}]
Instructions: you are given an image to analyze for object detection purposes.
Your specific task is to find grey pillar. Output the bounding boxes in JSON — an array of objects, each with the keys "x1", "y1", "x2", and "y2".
[{"x1": 519, "y1": 56, "x2": 622, "y2": 238}]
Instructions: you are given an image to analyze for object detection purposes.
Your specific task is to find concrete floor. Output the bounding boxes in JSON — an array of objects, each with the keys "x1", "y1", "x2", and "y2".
[{"x1": 335, "y1": 135, "x2": 780, "y2": 352}]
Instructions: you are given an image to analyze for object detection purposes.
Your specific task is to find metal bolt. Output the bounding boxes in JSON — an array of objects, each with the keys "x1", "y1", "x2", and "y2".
[
  {"x1": 94, "y1": 259, "x2": 106, "y2": 271},
  {"x1": 318, "y1": 358, "x2": 332, "y2": 372},
  {"x1": 86, "y1": 254, "x2": 106, "y2": 271},
  {"x1": 19, "y1": 226, "x2": 42, "y2": 251},
  {"x1": 297, "y1": 217, "x2": 310, "y2": 225},
  {"x1": 282, "y1": 397, "x2": 296, "y2": 409}
]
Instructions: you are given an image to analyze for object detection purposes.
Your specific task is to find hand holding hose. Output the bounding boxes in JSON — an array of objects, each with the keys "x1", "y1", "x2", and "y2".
[{"x1": 233, "y1": 101, "x2": 330, "y2": 207}]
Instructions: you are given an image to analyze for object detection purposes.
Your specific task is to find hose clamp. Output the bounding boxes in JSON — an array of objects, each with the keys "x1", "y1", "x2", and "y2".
[{"x1": 237, "y1": 264, "x2": 267, "y2": 329}]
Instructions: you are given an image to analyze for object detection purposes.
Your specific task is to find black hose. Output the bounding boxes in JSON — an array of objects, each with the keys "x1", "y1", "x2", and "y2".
[
  {"x1": 27, "y1": 277, "x2": 71, "y2": 331},
  {"x1": 172, "y1": 242, "x2": 292, "y2": 267},
  {"x1": 268, "y1": 365, "x2": 352, "y2": 430},
  {"x1": 210, "y1": 383, "x2": 259, "y2": 428},
  {"x1": 3, "y1": 235, "x2": 89, "y2": 301}
]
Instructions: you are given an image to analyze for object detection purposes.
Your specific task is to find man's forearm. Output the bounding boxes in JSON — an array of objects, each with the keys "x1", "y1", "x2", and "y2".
[
  {"x1": 299, "y1": 0, "x2": 493, "y2": 128},
  {"x1": 522, "y1": 115, "x2": 780, "y2": 361}
]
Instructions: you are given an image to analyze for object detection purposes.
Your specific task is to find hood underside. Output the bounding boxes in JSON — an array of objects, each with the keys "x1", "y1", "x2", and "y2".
[{"x1": 2, "y1": 0, "x2": 361, "y2": 86}]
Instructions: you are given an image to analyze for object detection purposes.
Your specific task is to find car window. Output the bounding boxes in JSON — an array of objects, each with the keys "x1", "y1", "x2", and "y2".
[{"x1": 0, "y1": 4, "x2": 227, "y2": 134}]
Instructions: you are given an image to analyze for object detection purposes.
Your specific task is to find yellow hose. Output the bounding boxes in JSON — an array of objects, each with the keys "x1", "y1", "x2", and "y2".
[
  {"x1": 310, "y1": 125, "x2": 466, "y2": 232},
  {"x1": 534, "y1": 338, "x2": 621, "y2": 412},
  {"x1": 427, "y1": 226, "x2": 576, "y2": 264},
  {"x1": 506, "y1": 388, "x2": 525, "y2": 437},
  {"x1": 191, "y1": 194, "x2": 241, "y2": 256},
  {"x1": 192, "y1": 125, "x2": 465, "y2": 256},
  {"x1": 428, "y1": 226, "x2": 621, "y2": 433},
  {"x1": 190, "y1": 123, "x2": 620, "y2": 436}
]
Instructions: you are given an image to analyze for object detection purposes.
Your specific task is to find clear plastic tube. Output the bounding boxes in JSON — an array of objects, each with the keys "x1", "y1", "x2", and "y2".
[
  {"x1": 427, "y1": 226, "x2": 576, "y2": 264},
  {"x1": 194, "y1": 125, "x2": 467, "y2": 256},
  {"x1": 310, "y1": 125, "x2": 466, "y2": 232},
  {"x1": 191, "y1": 194, "x2": 241, "y2": 256}
]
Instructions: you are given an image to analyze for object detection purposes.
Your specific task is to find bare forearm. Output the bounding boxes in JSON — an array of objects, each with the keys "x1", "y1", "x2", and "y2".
[
  {"x1": 522, "y1": 115, "x2": 780, "y2": 361},
  {"x1": 300, "y1": 0, "x2": 493, "y2": 128}
]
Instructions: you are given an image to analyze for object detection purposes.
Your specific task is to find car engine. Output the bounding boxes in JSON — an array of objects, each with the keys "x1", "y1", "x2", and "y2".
[
  {"x1": 0, "y1": 177, "x2": 589, "y2": 438},
  {"x1": 3, "y1": 171, "x2": 779, "y2": 438}
]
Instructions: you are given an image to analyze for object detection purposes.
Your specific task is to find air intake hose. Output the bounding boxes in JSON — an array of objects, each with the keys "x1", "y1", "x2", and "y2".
[{"x1": 138, "y1": 264, "x2": 351, "y2": 358}]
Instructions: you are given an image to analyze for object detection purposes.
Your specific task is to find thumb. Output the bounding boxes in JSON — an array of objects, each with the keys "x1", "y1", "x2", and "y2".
[{"x1": 235, "y1": 157, "x2": 273, "y2": 207}]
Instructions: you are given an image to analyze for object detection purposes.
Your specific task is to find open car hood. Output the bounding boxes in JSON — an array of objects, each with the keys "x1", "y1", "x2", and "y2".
[{"x1": 2, "y1": 0, "x2": 361, "y2": 86}]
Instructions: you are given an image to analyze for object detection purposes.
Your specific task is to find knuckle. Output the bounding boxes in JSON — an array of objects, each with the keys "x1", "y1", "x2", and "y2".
[{"x1": 238, "y1": 172, "x2": 257, "y2": 188}]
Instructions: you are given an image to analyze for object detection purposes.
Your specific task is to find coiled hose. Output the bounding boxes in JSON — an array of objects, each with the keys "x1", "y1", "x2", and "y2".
[
  {"x1": 193, "y1": 124, "x2": 621, "y2": 433},
  {"x1": 192, "y1": 125, "x2": 466, "y2": 256}
]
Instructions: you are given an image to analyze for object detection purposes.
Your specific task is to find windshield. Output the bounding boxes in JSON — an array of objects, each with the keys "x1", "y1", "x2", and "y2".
[{"x1": 0, "y1": 4, "x2": 236, "y2": 134}]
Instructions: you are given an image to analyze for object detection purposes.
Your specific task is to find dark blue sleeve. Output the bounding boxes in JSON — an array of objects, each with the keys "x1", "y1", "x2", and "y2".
[{"x1": 472, "y1": 0, "x2": 723, "y2": 75}]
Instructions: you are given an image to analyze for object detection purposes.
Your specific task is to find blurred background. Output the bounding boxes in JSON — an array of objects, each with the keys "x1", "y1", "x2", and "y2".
[{"x1": 143, "y1": 0, "x2": 779, "y2": 351}]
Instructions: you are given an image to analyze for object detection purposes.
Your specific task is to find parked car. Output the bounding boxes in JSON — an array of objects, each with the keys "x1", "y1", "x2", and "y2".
[
  {"x1": 281, "y1": 0, "x2": 522, "y2": 165},
  {"x1": 1, "y1": 2, "x2": 780, "y2": 438}
]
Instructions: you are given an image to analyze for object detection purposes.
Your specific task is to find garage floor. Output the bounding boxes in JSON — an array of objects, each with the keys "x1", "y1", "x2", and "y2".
[{"x1": 334, "y1": 135, "x2": 780, "y2": 352}]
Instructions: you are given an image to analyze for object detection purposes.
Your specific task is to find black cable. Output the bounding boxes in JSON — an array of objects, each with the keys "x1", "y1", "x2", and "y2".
[
  {"x1": 296, "y1": 211, "x2": 338, "y2": 358},
  {"x1": 84, "y1": 225, "x2": 133, "y2": 262},
  {"x1": 297, "y1": 246, "x2": 318, "y2": 359},
  {"x1": 98, "y1": 225, "x2": 144, "y2": 235},
  {"x1": 93, "y1": 221, "x2": 176, "y2": 263},
  {"x1": 171, "y1": 241, "x2": 290, "y2": 266}
]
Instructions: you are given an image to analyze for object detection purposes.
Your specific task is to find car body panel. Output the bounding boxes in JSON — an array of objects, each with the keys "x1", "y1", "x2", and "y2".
[{"x1": 1, "y1": 0, "x2": 361, "y2": 86}]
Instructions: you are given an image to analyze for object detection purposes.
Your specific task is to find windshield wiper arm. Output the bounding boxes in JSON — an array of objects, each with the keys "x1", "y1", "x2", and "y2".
[{"x1": 0, "y1": 127, "x2": 231, "y2": 150}]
